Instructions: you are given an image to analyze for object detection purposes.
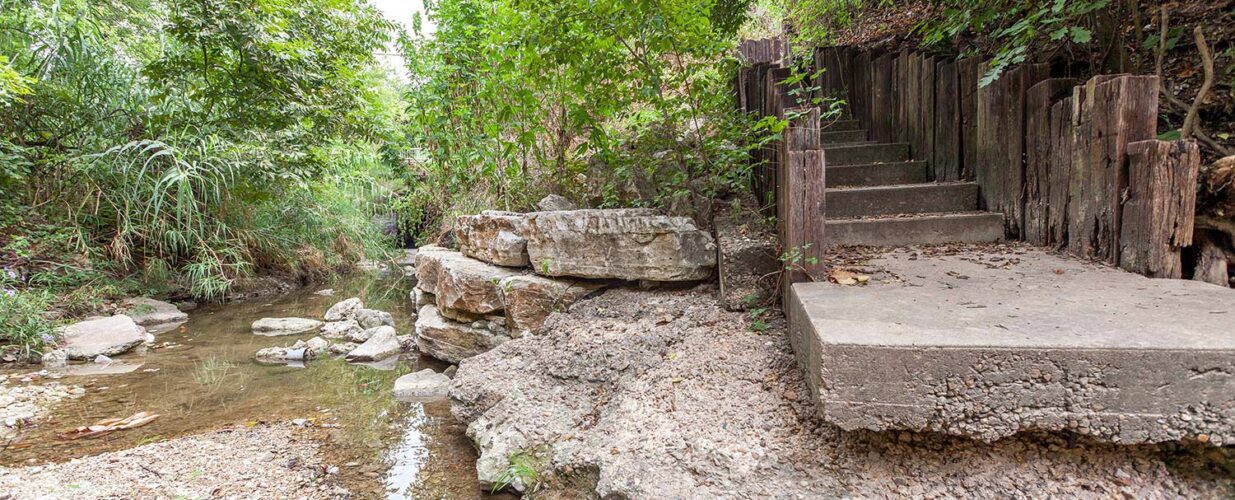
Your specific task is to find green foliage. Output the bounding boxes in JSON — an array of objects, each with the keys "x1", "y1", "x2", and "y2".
[
  {"x1": 399, "y1": 0, "x2": 762, "y2": 239},
  {"x1": 0, "y1": 288, "x2": 57, "y2": 360},
  {"x1": 493, "y1": 452, "x2": 540, "y2": 493},
  {"x1": 0, "y1": 0, "x2": 406, "y2": 305},
  {"x1": 917, "y1": 0, "x2": 1109, "y2": 86},
  {"x1": 0, "y1": 54, "x2": 32, "y2": 104}
]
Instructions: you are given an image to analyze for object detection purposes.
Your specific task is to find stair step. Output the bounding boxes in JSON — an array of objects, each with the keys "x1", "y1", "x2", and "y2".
[
  {"x1": 825, "y1": 142, "x2": 910, "y2": 166},
  {"x1": 826, "y1": 182, "x2": 979, "y2": 218},
  {"x1": 821, "y1": 129, "x2": 868, "y2": 144},
  {"x1": 828, "y1": 161, "x2": 928, "y2": 187},
  {"x1": 824, "y1": 212, "x2": 1005, "y2": 247},
  {"x1": 820, "y1": 119, "x2": 863, "y2": 132}
]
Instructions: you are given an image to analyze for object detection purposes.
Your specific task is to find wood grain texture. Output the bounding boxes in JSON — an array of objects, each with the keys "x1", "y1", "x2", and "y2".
[
  {"x1": 1024, "y1": 78, "x2": 1077, "y2": 245},
  {"x1": 1119, "y1": 139, "x2": 1199, "y2": 278},
  {"x1": 1047, "y1": 96, "x2": 1075, "y2": 247}
]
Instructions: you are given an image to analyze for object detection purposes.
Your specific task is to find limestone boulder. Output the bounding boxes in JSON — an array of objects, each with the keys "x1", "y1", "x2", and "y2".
[
  {"x1": 415, "y1": 305, "x2": 511, "y2": 364},
  {"x1": 355, "y1": 308, "x2": 394, "y2": 329},
  {"x1": 420, "y1": 247, "x2": 524, "y2": 315},
  {"x1": 525, "y1": 209, "x2": 716, "y2": 281},
  {"x1": 320, "y1": 320, "x2": 361, "y2": 340},
  {"x1": 414, "y1": 245, "x2": 457, "y2": 295},
  {"x1": 60, "y1": 315, "x2": 147, "y2": 360},
  {"x1": 121, "y1": 298, "x2": 188, "y2": 333},
  {"x1": 251, "y1": 317, "x2": 323, "y2": 336},
  {"x1": 498, "y1": 275, "x2": 605, "y2": 337},
  {"x1": 324, "y1": 297, "x2": 363, "y2": 321},
  {"x1": 713, "y1": 211, "x2": 778, "y2": 311},
  {"x1": 456, "y1": 211, "x2": 531, "y2": 267},
  {"x1": 392, "y1": 369, "x2": 452, "y2": 402},
  {"x1": 346, "y1": 325, "x2": 401, "y2": 362}
]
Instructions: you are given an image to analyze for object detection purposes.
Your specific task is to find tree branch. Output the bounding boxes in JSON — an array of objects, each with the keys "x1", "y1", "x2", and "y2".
[{"x1": 1180, "y1": 26, "x2": 1214, "y2": 140}]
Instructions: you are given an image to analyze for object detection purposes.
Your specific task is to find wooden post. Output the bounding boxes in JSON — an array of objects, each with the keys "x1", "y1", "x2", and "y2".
[
  {"x1": 1047, "y1": 96, "x2": 1075, "y2": 247},
  {"x1": 1024, "y1": 78, "x2": 1077, "y2": 245},
  {"x1": 933, "y1": 60, "x2": 959, "y2": 181},
  {"x1": 957, "y1": 57, "x2": 981, "y2": 181},
  {"x1": 779, "y1": 107, "x2": 826, "y2": 286},
  {"x1": 1068, "y1": 75, "x2": 1158, "y2": 264},
  {"x1": 1118, "y1": 139, "x2": 1199, "y2": 278}
]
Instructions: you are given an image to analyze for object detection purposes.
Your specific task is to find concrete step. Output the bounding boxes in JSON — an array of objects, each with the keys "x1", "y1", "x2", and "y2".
[
  {"x1": 828, "y1": 161, "x2": 927, "y2": 187},
  {"x1": 826, "y1": 182, "x2": 979, "y2": 218},
  {"x1": 825, "y1": 212, "x2": 1004, "y2": 247},
  {"x1": 787, "y1": 247, "x2": 1235, "y2": 445},
  {"x1": 821, "y1": 129, "x2": 868, "y2": 144},
  {"x1": 825, "y1": 142, "x2": 910, "y2": 166},
  {"x1": 820, "y1": 119, "x2": 863, "y2": 132}
]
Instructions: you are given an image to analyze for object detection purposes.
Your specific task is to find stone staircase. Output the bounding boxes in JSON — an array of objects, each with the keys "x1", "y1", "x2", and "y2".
[{"x1": 819, "y1": 119, "x2": 1005, "y2": 247}]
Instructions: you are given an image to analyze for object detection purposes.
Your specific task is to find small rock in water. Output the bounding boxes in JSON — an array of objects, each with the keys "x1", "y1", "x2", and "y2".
[
  {"x1": 345, "y1": 326, "x2": 401, "y2": 362},
  {"x1": 323, "y1": 297, "x2": 363, "y2": 322},
  {"x1": 392, "y1": 369, "x2": 451, "y2": 402},
  {"x1": 251, "y1": 317, "x2": 324, "y2": 336},
  {"x1": 354, "y1": 308, "x2": 394, "y2": 329},
  {"x1": 40, "y1": 350, "x2": 67, "y2": 368},
  {"x1": 93, "y1": 355, "x2": 113, "y2": 365}
]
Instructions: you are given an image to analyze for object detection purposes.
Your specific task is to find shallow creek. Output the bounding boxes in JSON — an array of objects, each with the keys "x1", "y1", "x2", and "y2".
[{"x1": 0, "y1": 274, "x2": 505, "y2": 498}]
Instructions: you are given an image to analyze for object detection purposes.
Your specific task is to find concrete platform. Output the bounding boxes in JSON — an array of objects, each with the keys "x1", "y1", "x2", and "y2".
[
  {"x1": 826, "y1": 182, "x2": 979, "y2": 218},
  {"x1": 788, "y1": 247, "x2": 1235, "y2": 445},
  {"x1": 825, "y1": 212, "x2": 1004, "y2": 246}
]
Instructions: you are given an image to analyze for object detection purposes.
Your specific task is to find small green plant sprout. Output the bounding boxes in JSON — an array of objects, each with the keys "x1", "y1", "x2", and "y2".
[
  {"x1": 779, "y1": 244, "x2": 820, "y2": 278},
  {"x1": 748, "y1": 306, "x2": 771, "y2": 332},
  {"x1": 191, "y1": 357, "x2": 234, "y2": 387},
  {"x1": 539, "y1": 258, "x2": 553, "y2": 275},
  {"x1": 492, "y1": 453, "x2": 539, "y2": 493}
]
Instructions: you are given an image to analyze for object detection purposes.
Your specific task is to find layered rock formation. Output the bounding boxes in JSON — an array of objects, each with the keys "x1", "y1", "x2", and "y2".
[{"x1": 525, "y1": 209, "x2": 716, "y2": 281}]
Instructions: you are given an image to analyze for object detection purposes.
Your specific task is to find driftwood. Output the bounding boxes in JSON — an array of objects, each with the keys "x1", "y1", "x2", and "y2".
[{"x1": 1119, "y1": 139, "x2": 1199, "y2": 278}]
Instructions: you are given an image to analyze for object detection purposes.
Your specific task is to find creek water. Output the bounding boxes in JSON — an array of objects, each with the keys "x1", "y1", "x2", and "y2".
[{"x1": 0, "y1": 273, "x2": 504, "y2": 498}]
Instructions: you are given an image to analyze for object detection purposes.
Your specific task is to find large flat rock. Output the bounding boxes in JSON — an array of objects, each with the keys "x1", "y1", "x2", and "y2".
[
  {"x1": 416, "y1": 246, "x2": 524, "y2": 315},
  {"x1": 456, "y1": 211, "x2": 531, "y2": 267},
  {"x1": 121, "y1": 298, "x2": 188, "y2": 333},
  {"x1": 525, "y1": 209, "x2": 716, "y2": 281},
  {"x1": 788, "y1": 247, "x2": 1235, "y2": 445},
  {"x1": 60, "y1": 315, "x2": 147, "y2": 360},
  {"x1": 415, "y1": 305, "x2": 511, "y2": 363}
]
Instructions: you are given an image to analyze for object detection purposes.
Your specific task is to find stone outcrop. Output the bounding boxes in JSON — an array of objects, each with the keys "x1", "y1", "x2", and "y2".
[
  {"x1": 524, "y1": 209, "x2": 716, "y2": 281},
  {"x1": 121, "y1": 298, "x2": 188, "y2": 333},
  {"x1": 417, "y1": 245, "x2": 524, "y2": 314},
  {"x1": 60, "y1": 315, "x2": 147, "y2": 360},
  {"x1": 320, "y1": 320, "x2": 361, "y2": 340},
  {"x1": 498, "y1": 275, "x2": 604, "y2": 337},
  {"x1": 415, "y1": 305, "x2": 510, "y2": 364},
  {"x1": 456, "y1": 211, "x2": 531, "y2": 267},
  {"x1": 346, "y1": 326, "x2": 401, "y2": 362},
  {"x1": 536, "y1": 194, "x2": 578, "y2": 212},
  {"x1": 713, "y1": 211, "x2": 778, "y2": 311},
  {"x1": 323, "y1": 297, "x2": 363, "y2": 321},
  {"x1": 392, "y1": 369, "x2": 451, "y2": 402},
  {"x1": 251, "y1": 318, "x2": 323, "y2": 336}
]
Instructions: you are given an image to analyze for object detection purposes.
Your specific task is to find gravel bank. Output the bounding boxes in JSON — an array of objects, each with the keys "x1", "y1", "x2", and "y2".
[
  {"x1": 0, "y1": 372, "x2": 85, "y2": 440},
  {"x1": 451, "y1": 286, "x2": 1235, "y2": 498},
  {"x1": 0, "y1": 424, "x2": 347, "y2": 499}
]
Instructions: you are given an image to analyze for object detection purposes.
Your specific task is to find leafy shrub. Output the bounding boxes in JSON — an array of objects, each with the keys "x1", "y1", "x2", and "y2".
[{"x1": 0, "y1": 287, "x2": 57, "y2": 359}]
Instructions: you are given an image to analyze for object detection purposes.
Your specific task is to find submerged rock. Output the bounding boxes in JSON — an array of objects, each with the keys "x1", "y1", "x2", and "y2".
[
  {"x1": 392, "y1": 369, "x2": 451, "y2": 402},
  {"x1": 345, "y1": 326, "x2": 400, "y2": 362},
  {"x1": 121, "y1": 298, "x2": 188, "y2": 333},
  {"x1": 60, "y1": 315, "x2": 147, "y2": 360},
  {"x1": 251, "y1": 317, "x2": 323, "y2": 336},
  {"x1": 354, "y1": 308, "x2": 395, "y2": 329},
  {"x1": 328, "y1": 342, "x2": 359, "y2": 356},
  {"x1": 40, "y1": 349, "x2": 67, "y2": 368},
  {"x1": 255, "y1": 337, "x2": 329, "y2": 364},
  {"x1": 415, "y1": 305, "x2": 510, "y2": 364},
  {"x1": 498, "y1": 275, "x2": 605, "y2": 337},
  {"x1": 323, "y1": 297, "x2": 363, "y2": 321},
  {"x1": 456, "y1": 211, "x2": 531, "y2": 267},
  {"x1": 524, "y1": 209, "x2": 716, "y2": 281}
]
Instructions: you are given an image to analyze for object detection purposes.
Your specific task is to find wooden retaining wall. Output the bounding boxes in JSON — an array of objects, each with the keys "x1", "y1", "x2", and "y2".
[{"x1": 740, "y1": 43, "x2": 1202, "y2": 282}]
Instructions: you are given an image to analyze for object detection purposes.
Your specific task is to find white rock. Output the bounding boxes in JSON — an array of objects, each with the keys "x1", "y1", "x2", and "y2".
[
  {"x1": 121, "y1": 298, "x2": 188, "y2": 331},
  {"x1": 320, "y1": 320, "x2": 361, "y2": 340},
  {"x1": 93, "y1": 355, "x2": 112, "y2": 365},
  {"x1": 354, "y1": 308, "x2": 394, "y2": 329},
  {"x1": 60, "y1": 315, "x2": 147, "y2": 360},
  {"x1": 392, "y1": 369, "x2": 451, "y2": 402},
  {"x1": 251, "y1": 318, "x2": 323, "y2": 336},
  {"x1": 324, "y1": 298, "x2": 363, "y2": 321},
  {"x1": 345, "y1": 326, "x2": 400, "y2": 362}
]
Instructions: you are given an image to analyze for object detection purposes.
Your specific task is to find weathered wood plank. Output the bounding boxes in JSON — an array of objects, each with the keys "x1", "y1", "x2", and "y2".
[
  {"x1": 871, "y1": 54, "x2": 894, "y2": 142},
  {"x1": 1068, "y1": 75, "x2": 1158, "y2": 263},
  {"x1": 1047, "y1": 96, "x2": 1075, "y2": 247},
  {"x1": 934, "y1": 60, "x2": 960, "y2": 181},
  {"x1": 1024, "y1": 78, "x2": 1077, "y2": 245},
  {"x1": 1066, "y1": 74, "x2": 1129, "y2": 258},
  {"x1": 957, "y1": 58, "x2": 981, "y2": 181},
  {"x1": 1118, "y1": 139, "x2": 1199, "y2": 278},
  {"x1": 919, "y1": 55, "x2": 936, "y2": 166}
]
